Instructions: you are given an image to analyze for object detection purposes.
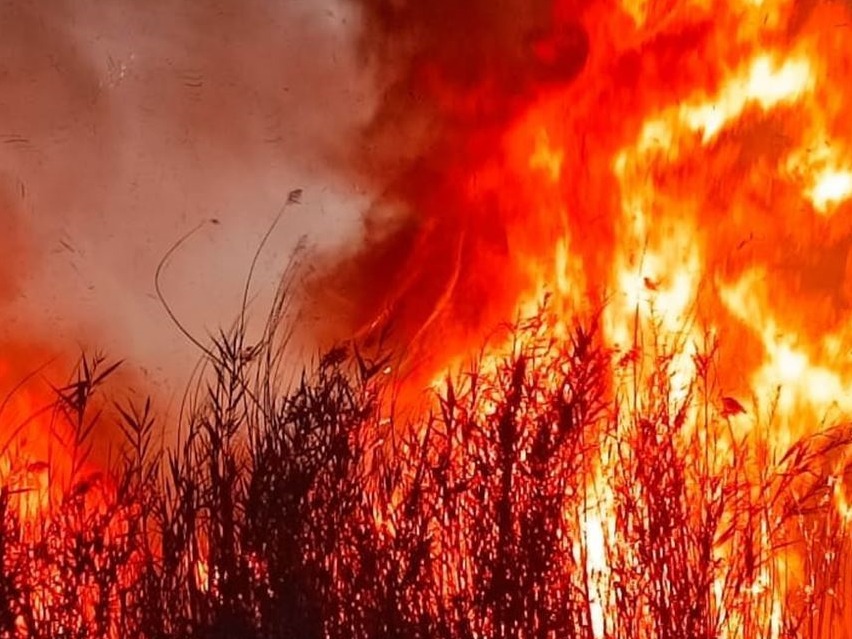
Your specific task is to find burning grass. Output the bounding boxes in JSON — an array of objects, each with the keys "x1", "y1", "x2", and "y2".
[{"x1": 0, "y1": 304, "x2": 850, "y2": 638}]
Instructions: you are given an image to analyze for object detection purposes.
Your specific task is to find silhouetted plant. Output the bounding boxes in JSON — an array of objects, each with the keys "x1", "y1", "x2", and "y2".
[{"x1": 0, "y1": 302, "x2": 850, "y2": 638}]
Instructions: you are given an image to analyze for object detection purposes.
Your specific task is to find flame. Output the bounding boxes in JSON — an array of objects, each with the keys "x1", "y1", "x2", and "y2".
[
  {"x1": 351, "y1": 0, "x2": 852, "y2": 633},
  {"x1": 0, "y1": 353, "x2": 130, "y2": 637},
  {"x1": 4, "y1": 0, "x2": 852, "y2": 633},
  {"x1": 0, "y1": 362, "x2": 73, "y2": 518}
]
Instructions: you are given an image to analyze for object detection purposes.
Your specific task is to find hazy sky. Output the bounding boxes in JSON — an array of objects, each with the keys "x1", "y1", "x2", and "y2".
[{"x1": 0, "y1": 0, "x2": 377, "y2": 395}]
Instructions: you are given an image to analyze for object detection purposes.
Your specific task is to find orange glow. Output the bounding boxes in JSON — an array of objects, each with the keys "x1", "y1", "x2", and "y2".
[
  {"x1": 1, "y1": 363, "x2": 75, "y2": 518},
  {"x1": 0, "y1": 352, "x2": 129, "y2": 637}
]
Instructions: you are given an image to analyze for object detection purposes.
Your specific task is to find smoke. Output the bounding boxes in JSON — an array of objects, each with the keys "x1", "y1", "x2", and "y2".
[
  {"x1": 0, "y1": 0, "x2": 377, "y2": 395},
  {"x1": 0, "y1": 0, "x2": 593, "y2": 401},
  {"x1": 0, "y1": 179, "x2": 29, "y2": 305}
]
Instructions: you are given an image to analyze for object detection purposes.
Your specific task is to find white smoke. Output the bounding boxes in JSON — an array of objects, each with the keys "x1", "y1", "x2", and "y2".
[{"x1": 0, "y1": 0, "x2": 376, "y2": 396}]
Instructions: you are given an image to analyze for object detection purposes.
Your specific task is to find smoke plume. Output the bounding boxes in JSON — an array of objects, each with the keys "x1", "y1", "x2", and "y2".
[{"x1": 0, "y1": 0, "x2": 376, "y2": 396}]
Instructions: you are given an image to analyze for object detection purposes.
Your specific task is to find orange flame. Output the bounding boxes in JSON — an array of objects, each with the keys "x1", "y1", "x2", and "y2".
[
  {"x1": 0, "y1": 351, "x2": 130, "y2": 637},
  {"x1": 353, "y1": 0, "x2": 852, "y2": 634}
]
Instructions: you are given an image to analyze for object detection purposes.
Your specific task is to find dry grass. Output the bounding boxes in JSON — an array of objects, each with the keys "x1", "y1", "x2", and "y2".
[{"x1": 0, "y1": 302, "x2": 850, "y2": 638}]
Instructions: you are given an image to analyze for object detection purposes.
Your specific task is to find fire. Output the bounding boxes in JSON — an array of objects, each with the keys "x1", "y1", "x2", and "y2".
[
  {"x1": 351, "y1": 0, "x2": 852, "y2": 634},
  {"x1": 0, "y1": 360, "x2": 73, "y2": 518},
  {"x1": 0, "y1": 352, "x2": 132, "y2": 637},
  {"x1": 3, "y1": 0, "x2": 852, "y2": 634}
]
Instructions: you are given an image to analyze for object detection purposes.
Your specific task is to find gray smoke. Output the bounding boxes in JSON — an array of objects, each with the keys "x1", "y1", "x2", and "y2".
[{"x1": 0, "y1": 0, "x2": 377, "y2": 397}]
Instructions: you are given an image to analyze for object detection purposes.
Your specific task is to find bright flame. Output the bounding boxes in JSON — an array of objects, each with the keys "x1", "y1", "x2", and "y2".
[{"x1": 400, "y1": 0, "x2": 852, "y2": 634}]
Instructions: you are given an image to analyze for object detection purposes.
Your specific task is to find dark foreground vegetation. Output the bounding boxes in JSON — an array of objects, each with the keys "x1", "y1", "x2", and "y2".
[{"x1": 1, "y1": 304, "x2": 851, "y2": 639}]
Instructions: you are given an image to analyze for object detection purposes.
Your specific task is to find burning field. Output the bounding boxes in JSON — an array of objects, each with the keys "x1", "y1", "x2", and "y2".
[{"x1": 2, "y1": 0, "x2": 852, "y2": 637}]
